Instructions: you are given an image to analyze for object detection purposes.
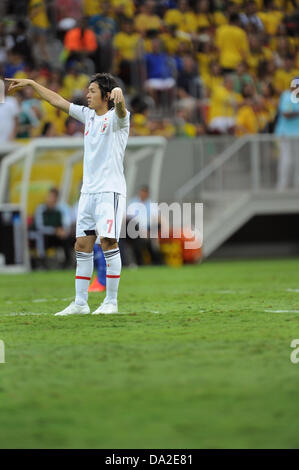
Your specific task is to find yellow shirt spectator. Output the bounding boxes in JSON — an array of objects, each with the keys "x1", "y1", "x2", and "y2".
[
  {"x1": 143, "y1": 37, "x2": 153, "y2": 53},
  {"x1": 236, "y1": 105, "x2": 258, "y2": 135},
  {"x1": 113, "y1": 31, "x2": 141, "y2": 61},
  {"x1": 215, "y1": 23, "x2": 249, "y2": 69},
  {"x1": 41, "y1": 101, "x2": 67, "y2": 135},
  {"x1": 61, "y1": 73, "x2": 89, "y2": 100},
  {"x1": 134, "y1": 13, "x2": 162, "y2": 34},
  {"x1": 273, "y1": 68, "x2": 299, "y2": 93},
  {"x1": 196, "y1": 51, "x2": 218, "y2": 80},
  {"x1": 131, "y1": 114, "x2": 150, "y2": 136},
  {"x1": 164, "y1": 8, "x2": 182, "y2": 28},
  {"x1": 247, "y1": 48, "x2": 273, "y2": 75},
  {"x1": 183, "y1": 122, "x2": 197, "y2": 138},
  {"x1": 83, "y1": 0, "x2": 99, "y2": 17},
  {"x1": 256, "y1": 108, "x2": 270, "y2": 131},
  {"x1": 270, "y1": 36, "x2": 296, "y2": 56},
  {"x1": 28, "y1": 0, "x2": 49, "y2": 29},
  {"x1": 202, "y1": 74, "x2": 223, "y2": 94},
  {"x1": 213, "y1": 11, "x2": 227, "y2": 26},
  {"x1": 152, "y1": 120, "x2": 176, "y2": 139},
  {"x1": 161, "y1": 32, "x2": 189, "y2": 55},
  {"x1": 164, "y1": 9, "x2": 197, "y2": 33},
  {"x1": 264, "y1": 97, "x2": 278, "y2": 123},
  {"x1": 197, "y1": 13, "x2": 211, "y2": 30},
  {"x1": 209, "y1": 84, "x2": 242, "y2": 122},
  {"x1": 112, "y1": 0, "x2": 135, "y2": 18},
  {"x1": 13, "y1": 71, "x2": 29, "y2": 79},
  {"x1": 258, "y1": 10, "x2": 283, "y2": 35}
]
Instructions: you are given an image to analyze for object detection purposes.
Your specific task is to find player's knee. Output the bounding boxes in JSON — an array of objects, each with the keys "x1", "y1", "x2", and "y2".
[
  {"x1": 75, "y1": 239, "x2": 89, "y2": 252},
  {"x1": 101, "y1": 237, "x2": 117, "y2": 251}
]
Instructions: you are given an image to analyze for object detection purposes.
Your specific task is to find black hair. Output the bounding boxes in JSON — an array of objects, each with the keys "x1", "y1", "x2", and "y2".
[
  {"x1": 16, "y1": 20, "x2": 26, "y2": 31},
  {"x1": 264, "y1": 82, "x2": 275, "y2": 97},
  {"x1": 241, "y1": 84, "x2": 253, "y2": 99},
  {"x1": 229, "y1": 13, "x2": 240, "y2": 24},
  {"x1": 264, "y1": 0, "x2": 274, "y2": 8},
  {"x1": 121, "y1": 16, "x2": 133, "y2": 25},
  {"x1": 89, "y1": 73, "x2": 119, "y2": 109},
  {"x1": 49, "y1": 187, "x2": 59, "y2": 198},
  {"x1": 130, "y1": 95, "x2": 148, "y2": 114},
  {"x1": 41, "y1": 122, "x2": 53, "y2": 136}
]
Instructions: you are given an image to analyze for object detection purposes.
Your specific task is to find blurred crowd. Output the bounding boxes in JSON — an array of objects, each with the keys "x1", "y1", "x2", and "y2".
[
  {"x1": 0, "y1": 0, "x2": 299, "y2": 141},
  {"x1": 28, "y1": 185, "x2": 165, "y2": 269}
]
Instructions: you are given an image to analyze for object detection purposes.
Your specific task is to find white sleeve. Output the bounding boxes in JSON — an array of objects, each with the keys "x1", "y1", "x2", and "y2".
[
  {"x1": 69, "y1": 103, "x2": 89, "y2": 124},
  {"x1": 113, "y1": 109, "x2": 130, "y2": 130},
  {"x1": 8, "y1": 97, "x2": 19, "y2": 118}
]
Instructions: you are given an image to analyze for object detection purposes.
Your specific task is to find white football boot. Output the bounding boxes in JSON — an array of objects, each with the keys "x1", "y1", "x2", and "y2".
[
  {"x1": 54, "y1": 301, "x2": 90, "y2": 316},
  {"x1": 92, "y1": 300, "x2": 118, "y2": 314}
]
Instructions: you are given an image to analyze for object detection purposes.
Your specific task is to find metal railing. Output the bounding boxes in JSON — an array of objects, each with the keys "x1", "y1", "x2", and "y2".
[{"x1": 175, "y1": 135, "x2": 299, "y2": 201}]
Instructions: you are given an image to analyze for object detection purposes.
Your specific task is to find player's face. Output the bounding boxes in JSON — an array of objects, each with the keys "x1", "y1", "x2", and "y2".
[
  {"x1": 139, "y1": 188, "x2": 149, "y2": 201},
  {"x1": 46, "y1": 192, "x2": 57, "y2": 208},
  {"x1": 86, "y1": 82, "x2": 107, "y2": 110}
]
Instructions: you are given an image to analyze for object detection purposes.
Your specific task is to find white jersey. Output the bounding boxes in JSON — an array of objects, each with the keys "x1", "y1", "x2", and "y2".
[{"x1": 69, "y1": 103, "x2": 130, "y2": 196}]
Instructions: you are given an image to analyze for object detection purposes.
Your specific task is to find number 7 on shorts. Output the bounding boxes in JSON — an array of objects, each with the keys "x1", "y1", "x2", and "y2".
[{"x1": 107, "y1": 219, "x2": 113, "y2": 233}]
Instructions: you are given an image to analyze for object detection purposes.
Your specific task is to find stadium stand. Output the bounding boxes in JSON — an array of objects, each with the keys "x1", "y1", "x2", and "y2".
[
  {"x1": 0, "y1": 0, "x2": 299, "y2": 269},
  {"x1": 0, "y1": 0, "x2": 298, "y2": 140}
]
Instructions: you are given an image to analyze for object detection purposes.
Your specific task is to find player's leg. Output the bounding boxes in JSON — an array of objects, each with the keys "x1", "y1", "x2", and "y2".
[
  {"x1": 74, "y1": 235, "x2": 97, "y2": 306},
  {"x1": 91, "y1": 236, "x2": 120, "y2": 313},
  {"x1": 55, "y1": 194, "x2": 96, "y2": 316},
  {"x1": 101, "y1": 236, "x2": 121, "y2": 307},
  {"x1": 92, "y1": 192, "x2": 125, "y2": 314}
]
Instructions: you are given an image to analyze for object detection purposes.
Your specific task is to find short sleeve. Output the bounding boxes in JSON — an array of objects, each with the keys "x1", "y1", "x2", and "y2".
[
  {"x1": 279, "y1": 92, "x2": 294, "y2": 114},
  {"x1": 69, "y1": 103, "x2": 89, "y2": 124},
  {"x1": 113, "y1": 109, "x2": 130, "y2": 130}
]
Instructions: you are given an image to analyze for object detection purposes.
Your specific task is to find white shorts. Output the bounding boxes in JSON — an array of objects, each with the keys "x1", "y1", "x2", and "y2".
[{"x1": 76, "y1": 192, "x2": 126, "y2": 243}]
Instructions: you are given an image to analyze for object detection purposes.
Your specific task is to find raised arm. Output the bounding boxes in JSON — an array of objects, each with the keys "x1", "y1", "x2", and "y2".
[
  {"x1": 5, "y1": 78, "x2": 70, "y2": 114},
  {"x1": 110, "y1": 87, "x2": 126, "y2": 118}
]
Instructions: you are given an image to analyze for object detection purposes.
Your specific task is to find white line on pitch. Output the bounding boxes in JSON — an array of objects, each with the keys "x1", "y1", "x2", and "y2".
[
  {"x1": 5, "y1": 297, "x2": 74, "y2": 304},
  {"x1": 264, "y1": 309, "x2": 299, "y2": 313},
  {"x1": 2, "y1": 312, "x2": 48, "y2": 316},
  {"x1": 33, "y1": 297, "x2": 73, "y2": 303},
  {"x1": 286, "y1": 289, "x2": 299, "y2": 293}
]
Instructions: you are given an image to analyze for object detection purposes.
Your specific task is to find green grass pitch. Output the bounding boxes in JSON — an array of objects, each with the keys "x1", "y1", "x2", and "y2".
[{"x1": 0, "y1": 258, "x2": 299, "y2": 449}]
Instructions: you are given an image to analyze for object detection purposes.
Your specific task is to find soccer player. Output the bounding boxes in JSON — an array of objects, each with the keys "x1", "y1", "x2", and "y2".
[{"x1": 6, "y1": 73, "x2": 130, "y2": 315}]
